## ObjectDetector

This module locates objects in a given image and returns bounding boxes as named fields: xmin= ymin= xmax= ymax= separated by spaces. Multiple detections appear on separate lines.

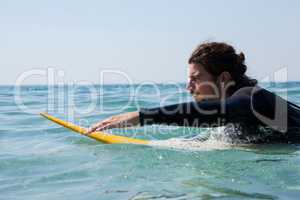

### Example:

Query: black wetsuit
xmin=139 ymin=86 xmax=300 ymax=143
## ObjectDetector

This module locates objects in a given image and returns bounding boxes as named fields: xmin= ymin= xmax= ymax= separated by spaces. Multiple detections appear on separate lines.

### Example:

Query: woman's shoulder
xmin=231 ymin=86 xmax=257 ymax=97
xmin=231 ymin=86 xmax=274 ymax=98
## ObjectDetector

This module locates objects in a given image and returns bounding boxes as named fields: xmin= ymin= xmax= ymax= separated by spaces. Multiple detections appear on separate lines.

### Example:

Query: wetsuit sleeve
xmin=139 ymin=95 xmax=260 ymax=127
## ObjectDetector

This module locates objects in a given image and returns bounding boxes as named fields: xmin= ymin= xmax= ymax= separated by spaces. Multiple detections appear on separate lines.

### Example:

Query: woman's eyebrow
xmin=190 ymin=72 xmax=201 ymax=77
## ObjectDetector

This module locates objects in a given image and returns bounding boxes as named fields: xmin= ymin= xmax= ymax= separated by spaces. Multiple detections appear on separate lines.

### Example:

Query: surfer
xmin=87 ymin=42 xmax=300 ymax=143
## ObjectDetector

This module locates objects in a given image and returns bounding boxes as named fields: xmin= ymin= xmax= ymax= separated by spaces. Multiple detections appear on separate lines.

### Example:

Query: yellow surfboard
xmin=40 ymin=113 xmax=149 ymax=145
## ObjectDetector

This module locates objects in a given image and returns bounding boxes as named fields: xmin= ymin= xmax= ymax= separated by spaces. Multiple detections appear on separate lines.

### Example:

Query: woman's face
xmin=187 ymin=63 xmax=219 ymax=101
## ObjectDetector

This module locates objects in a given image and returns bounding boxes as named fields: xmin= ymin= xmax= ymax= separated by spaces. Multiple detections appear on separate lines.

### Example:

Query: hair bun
xmin=234 ymin=52 xmax=246 ymax=76
xmin=238 ymin=52 xmax=245 ymax=63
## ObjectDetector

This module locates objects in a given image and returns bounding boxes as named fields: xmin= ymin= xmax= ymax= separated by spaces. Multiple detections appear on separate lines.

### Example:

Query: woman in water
xmin=87 ymin=42 xmax=300 ymax=143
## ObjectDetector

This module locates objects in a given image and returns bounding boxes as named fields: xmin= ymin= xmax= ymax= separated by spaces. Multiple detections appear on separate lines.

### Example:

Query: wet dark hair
xmin=188 ymin=42 xmax=257 ymax=93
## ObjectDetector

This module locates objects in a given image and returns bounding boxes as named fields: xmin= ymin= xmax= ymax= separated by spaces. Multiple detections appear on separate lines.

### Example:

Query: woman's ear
xmin=217 ymin=71 xmax=232 ymax=84
xmin=217 ymin=72 xmax=233 ymax=97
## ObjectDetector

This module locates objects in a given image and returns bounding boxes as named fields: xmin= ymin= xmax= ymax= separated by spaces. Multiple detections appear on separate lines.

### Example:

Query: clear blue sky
xmin=1 ymin=0 xmax=299 ymax=84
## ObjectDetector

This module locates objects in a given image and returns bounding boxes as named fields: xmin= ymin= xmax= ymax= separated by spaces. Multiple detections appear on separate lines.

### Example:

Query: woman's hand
xmin=86 ymin=111 xmax=140 ymax=134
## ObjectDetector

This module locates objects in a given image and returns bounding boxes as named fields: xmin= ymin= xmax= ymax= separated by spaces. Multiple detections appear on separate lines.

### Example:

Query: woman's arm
xmin=87 ymin=94 xmax=261 ymax=134
xmin=87 ymin=111 xmax=140 ymax=134
xmin=139 ymin=95 xmax=256 ymax=127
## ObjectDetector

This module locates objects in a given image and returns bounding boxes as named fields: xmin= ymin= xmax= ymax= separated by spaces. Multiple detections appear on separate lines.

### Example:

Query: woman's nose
xmin=186 ymin=84 xmax=191 ymax=91
xmin=186 ymin=81 xmax=193 ymax=92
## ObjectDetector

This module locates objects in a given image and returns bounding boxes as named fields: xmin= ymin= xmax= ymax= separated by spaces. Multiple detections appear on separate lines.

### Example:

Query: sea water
xmin=1 ymin=83 xmax=300 ymax=199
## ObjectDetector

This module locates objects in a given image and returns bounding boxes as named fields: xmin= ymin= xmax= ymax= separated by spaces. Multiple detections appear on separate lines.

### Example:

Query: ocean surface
xmin=1 ymin=83 xmax=300 ymax=200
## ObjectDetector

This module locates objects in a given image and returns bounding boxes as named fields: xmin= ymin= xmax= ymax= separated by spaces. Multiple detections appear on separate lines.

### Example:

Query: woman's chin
xmin=192 ymin=95 xmax=204 ymax=102
xmin=193 ymin=94 xmax=218 ymax=102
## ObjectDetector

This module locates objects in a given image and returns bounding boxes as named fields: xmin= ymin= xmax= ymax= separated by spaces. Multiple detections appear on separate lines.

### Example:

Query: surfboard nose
xmin=40 ymin=113 xmax=149 ymax=145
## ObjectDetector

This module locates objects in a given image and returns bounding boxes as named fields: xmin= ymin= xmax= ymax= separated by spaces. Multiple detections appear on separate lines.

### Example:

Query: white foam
xmin=149 ymin=137 xmax=232 ymax=151
xmin=148 ymin=126 xmax=254 ymax=151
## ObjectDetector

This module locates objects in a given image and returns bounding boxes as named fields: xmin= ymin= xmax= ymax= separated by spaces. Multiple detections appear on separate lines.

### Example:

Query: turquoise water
xmin=1 ymin=83 xmax=300 ymax=199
